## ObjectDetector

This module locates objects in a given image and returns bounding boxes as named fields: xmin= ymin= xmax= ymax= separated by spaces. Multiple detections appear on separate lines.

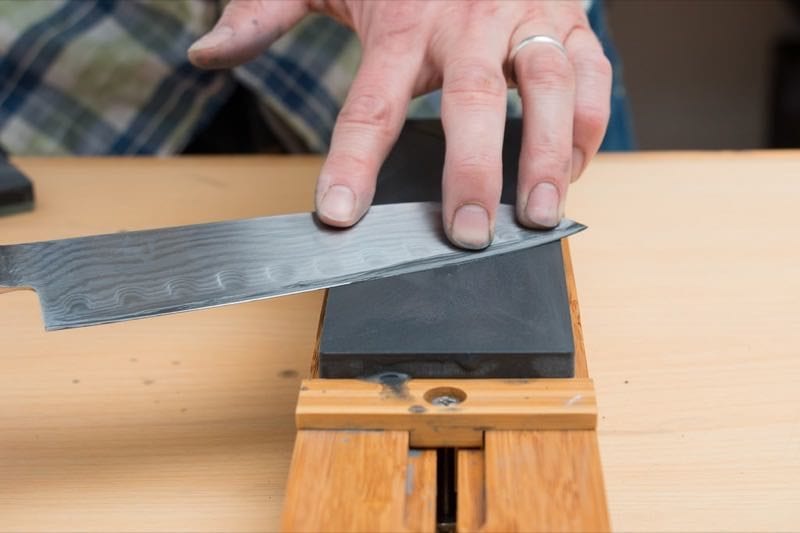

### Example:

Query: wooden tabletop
xmin=1 ymin=153 xmax=798 ymax=532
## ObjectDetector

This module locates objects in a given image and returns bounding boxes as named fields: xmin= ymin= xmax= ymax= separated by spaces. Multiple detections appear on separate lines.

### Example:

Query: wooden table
xmin=1 ymin=153 xmax=798 ymax=532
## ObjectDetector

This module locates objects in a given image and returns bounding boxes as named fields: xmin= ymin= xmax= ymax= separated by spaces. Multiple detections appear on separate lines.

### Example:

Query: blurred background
xmin=607 ymin=0 xmax=800 ymax=149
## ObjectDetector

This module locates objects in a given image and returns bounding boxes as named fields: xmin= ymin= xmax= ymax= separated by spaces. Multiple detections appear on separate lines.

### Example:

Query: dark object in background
xmin=317 ymin=120 xmax=576 ymax=379
xmin=770 ymin=1 xmax=800 ymax=147
xmin=183 ymin=84 xmax=306 ymax=154
xmin=0 ymin=153 xmax=34 ymax=216
xmin=769 ymin=37 xmax=800 ymax=147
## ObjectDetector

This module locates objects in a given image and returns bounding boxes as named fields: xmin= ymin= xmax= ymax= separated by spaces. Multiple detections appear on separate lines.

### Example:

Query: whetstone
xmin=318 ymin=120 xmax=575 ymax=379
xmin=283 ymin=239 xmax=610 ymax=531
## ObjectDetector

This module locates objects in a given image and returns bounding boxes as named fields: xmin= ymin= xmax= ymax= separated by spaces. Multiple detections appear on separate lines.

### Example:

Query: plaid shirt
xmin=0 ymin=0 xmax=608 ymax=156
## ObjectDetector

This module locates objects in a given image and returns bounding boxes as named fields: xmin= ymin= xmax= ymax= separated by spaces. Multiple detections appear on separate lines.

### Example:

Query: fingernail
xmin=319 ymin=185 xmax=356 ymax=224
xmin=188 ymin=26 xmax=234 ymax=52
xmin=451 ymin=204 xmax=491 ymax=250
xmin=525 ymin=183 xmax=561 ymax=228
xmin=571 ymin=147 xmax=585 ymax=182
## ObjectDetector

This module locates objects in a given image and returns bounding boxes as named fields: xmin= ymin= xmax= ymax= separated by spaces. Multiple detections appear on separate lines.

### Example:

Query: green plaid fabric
xmin=0 ymin=1 xmax=604 ymax=156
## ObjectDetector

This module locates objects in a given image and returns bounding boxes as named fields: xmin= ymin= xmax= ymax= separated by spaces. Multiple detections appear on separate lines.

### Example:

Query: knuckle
xmin=526 ymin=145 xmax=572 ymax=179
xmin=595 ymin=52 xmax=613 ymax=80
xmin=338 ymin=93 xmax=396 ymax=135
xmin=576 ymin=102 xmax=610 ymax=135
xmin=576 ymin=48 xmax=612 ymax=84
xmin=225 ymin=0 xmax=256 ymax=17
xmin=450 ymin=152 xmax=500 ymax=183
xmin=380 ymin=6 xmax=420 ymax=37
xmin=519 ymin=52 xmax=573 ymax=90
xmin=366 ymin=17 xmax=422 ymax=55
xmin=444 ymin=59 xmax=507 ymax=103
xmin=325 ymin=150 xmax=377 ymax=177
xmin=223 ymin=0 xmax=268 ymax=23
xmin=571 ymin=37 xmax=612 ymax=79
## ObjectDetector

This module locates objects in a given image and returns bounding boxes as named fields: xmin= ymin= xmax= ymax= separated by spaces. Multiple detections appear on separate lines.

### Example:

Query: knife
xmin=0 ymin=202 xmax=585 ymax=330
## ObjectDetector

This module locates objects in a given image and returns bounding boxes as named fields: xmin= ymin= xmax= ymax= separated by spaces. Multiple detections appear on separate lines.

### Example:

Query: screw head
xmin=424 ymin=386 xmax=467 ymax=407
xmin=430 ymin=395 xmax=460 ymax=407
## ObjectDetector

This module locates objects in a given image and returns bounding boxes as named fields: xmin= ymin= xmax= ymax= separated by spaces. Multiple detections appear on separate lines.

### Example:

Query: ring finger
xmin=511 ymin=29 xmax=576 ymax=229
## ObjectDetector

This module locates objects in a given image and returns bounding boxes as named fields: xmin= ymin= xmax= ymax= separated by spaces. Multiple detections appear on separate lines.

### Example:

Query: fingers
xmin=188 ymin=0 xmax=307 ymax=69
xmin=315 ymin=48 xmax=422 ymax=227
xmin=565 ymin=27 xmax=612 ymax=182
xmin=513 ymin=34 xmax=576 ymax=229
xmin=440 ymin=56 xmax=508 ymax=249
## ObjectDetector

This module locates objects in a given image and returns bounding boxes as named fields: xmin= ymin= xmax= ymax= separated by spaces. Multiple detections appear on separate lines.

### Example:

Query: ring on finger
xmin=507 ymin=35 xmax=567 ymax=83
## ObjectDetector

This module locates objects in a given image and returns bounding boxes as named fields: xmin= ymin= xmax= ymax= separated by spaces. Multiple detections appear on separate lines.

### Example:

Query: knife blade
xmin=0 ymin=202 xmax=585 ymax=330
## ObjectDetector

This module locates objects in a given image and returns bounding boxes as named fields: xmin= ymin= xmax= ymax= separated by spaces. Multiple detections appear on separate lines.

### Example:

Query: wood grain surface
xmin=480 ymin=430 xmax=609 ymax=532
xmin=1 ymin=153 xmax=799 ymax=531
xmin=456 ymin=450 xmax=485 ymax=531
xmin=280 ymin=431 xmax=435 ymax=532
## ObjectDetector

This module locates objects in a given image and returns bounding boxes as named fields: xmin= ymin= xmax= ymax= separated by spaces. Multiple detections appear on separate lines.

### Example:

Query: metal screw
xmin=430 ymin=395 xmax=461 ymax=407
xmin=424 ymin=386 xmax=467 ymax=407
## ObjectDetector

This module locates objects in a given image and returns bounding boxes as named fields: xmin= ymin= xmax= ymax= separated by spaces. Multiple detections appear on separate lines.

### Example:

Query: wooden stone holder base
xmin=280 ymin=241 xmax=610 ymax=532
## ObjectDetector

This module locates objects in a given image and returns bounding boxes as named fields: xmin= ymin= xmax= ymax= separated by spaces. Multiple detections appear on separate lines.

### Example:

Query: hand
xmin=188 ymin=0 xmax=611 ymax=249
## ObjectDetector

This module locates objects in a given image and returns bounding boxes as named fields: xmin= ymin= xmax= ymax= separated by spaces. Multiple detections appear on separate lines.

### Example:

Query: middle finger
xmin=441 ymin=53 xmax=508 ymax=250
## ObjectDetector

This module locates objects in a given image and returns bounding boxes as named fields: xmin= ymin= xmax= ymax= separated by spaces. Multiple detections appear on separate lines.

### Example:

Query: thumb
xmin=188 ymin=0 xmax=308 ymax=69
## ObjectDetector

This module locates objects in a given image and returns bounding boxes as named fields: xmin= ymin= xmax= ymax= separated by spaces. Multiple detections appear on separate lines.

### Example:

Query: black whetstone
xmin=318 ymin=120 xmax=575 ymax=378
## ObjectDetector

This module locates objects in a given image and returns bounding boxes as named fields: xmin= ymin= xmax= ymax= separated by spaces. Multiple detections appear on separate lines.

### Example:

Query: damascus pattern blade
xmin=0 ymin=203 xmax=585 ymax=330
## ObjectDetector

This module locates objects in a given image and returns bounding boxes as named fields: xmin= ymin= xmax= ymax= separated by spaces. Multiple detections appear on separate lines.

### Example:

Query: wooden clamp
xmin=296 ymin=378 xmax=597 ymax=447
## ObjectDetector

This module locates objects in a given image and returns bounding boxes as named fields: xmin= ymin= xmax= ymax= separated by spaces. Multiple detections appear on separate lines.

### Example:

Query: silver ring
xmin=507 ymin=35 xmax=567 ymax=82
xmin=509 ymin=35 xmax=567 ymax=64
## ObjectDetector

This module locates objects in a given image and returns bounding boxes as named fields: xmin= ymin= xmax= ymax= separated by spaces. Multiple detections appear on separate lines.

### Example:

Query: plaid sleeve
xmin=0 ymin=0 xmax=232 ymax=155
xmin=0 ymin=0 xmax=604 ymax=156
xmin=233 ymin=14 xmax=358 ymax=153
